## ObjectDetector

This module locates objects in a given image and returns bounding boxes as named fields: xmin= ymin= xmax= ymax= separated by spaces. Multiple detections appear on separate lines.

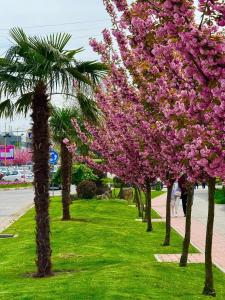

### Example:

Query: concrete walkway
xmin=152 ymin=192 xmax=225 ymax=273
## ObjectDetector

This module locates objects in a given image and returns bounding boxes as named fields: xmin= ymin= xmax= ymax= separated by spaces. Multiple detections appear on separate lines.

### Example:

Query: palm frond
xmin=66 ymin=67 xmax=92 ymax=86
xmin=46 ymin=33 xmax=72 ymax=51
xmin=0 ymin=27 xmax=105 ymax=121
xmin=0 ymin=99 xmax=14 ymax=118
xmin=76 ymin=61 xmax=108 ymax=85
xmin=14 ymin=92 xmax=33 ymax=116
xmin=50 ymin=106 xmax=79 ymax=142
xmin=9 ymin=27 xmax=28 ymax=46
xmin=65 ymin=48 xmax=84 ymax=59
xmin=76 ymin=92 xmax=100 ymax=124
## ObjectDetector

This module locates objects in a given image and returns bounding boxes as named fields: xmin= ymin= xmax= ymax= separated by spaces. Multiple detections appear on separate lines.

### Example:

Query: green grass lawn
xmin=112 ymin=189 xmax=163 ymax=219
xmin=112 ymin=188 xmax=164 ymax=202
xmin=0 ymin=194 xmax=225 ymax=299
xmin=0 ymin=183 xmax=32 ymax=189
xmin=215 ymin=188 xmax=225 ymax=204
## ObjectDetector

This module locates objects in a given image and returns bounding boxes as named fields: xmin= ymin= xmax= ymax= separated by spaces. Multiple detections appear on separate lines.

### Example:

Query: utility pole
xmin=16 ymin=128 xmax=19 ymax=149
xmin=4 ymin=124 xmax=6 ymax=166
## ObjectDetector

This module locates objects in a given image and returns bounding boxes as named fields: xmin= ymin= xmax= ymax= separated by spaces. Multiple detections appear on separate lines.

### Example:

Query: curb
xmin=0 ymin=187 xmax=33 ymax=191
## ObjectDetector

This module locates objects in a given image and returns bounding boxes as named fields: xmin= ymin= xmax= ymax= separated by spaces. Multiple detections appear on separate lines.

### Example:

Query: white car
xmin=2 ymin=170 xmax=26 ymax=182
xmin=24 ymin=172 xmax=34 ymax=182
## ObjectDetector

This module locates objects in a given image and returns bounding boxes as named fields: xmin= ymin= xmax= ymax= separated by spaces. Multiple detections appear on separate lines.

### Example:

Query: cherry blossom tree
xmin=14 ymin=149 xmax=32 ymax=165
xmin=67 ymin=1 xmax=224 ymax=295
xmin=99 ymin=0 xmax=225 ymax=296
xmin=3 ymin=148 xmax=32 ymax=166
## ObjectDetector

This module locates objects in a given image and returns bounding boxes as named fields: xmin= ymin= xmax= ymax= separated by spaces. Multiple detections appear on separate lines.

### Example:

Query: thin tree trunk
xmin=203 ymin=177 xmax=216 ymax=297
xmin=118 ymin=183 xmax=124 ymax=199
xmin=61 ymin=141 xmax=72 ymax=220
xmin=134 ymin=186 xmax=142 ymax=218
xmin=32 ymin=81 xmax=52 ymax=277
xmin=180 ymin=183 xmax=194 ymax=267
xmin=163 ymin=183 xmax=173 ymax=246
xmin=145 ymin=178 xmax=152 ymax=232
xmin=137 ymin=187 xmax=145 ymax=221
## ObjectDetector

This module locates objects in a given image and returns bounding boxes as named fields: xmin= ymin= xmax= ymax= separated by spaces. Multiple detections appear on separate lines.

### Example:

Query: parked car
xmin=2 ymin=170 xmax=26 ymax=182
xmin=0 ymin=170 xmax=11 ymax=177
xmin=26 ymin=172 xmax=34 ymax=182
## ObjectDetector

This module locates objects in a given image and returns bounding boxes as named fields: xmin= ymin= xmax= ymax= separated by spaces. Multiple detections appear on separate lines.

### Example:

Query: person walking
xmin=202 ymin=180 xmax=206 ymax=189
xmin=178 ymin=175 xmax=188 ymax=217
xmin=171 ymin=181 xmax=181 ymax=217
xmin=194 ymin=182 xmax=199 ymax=189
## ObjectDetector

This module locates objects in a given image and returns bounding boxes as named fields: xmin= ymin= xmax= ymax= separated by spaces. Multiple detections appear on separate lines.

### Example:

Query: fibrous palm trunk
xmin=145 ymin=178 xmax=152 ymax=232
xmin=32 ymin=81 xmax=52 ymax=277
xmin=61 ymin=141 xmax=72 ymax=220
xmin=203 ymin=177 xmax=216 ymax=297
xmin=163 ymin=182 xmax=174 ymax=246
xmin=179 ymin=183 xmax=194 ymax=267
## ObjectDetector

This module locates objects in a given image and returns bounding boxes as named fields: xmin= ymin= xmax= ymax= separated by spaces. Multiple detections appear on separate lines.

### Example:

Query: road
xmin=193 ymin=187 xmax=225 ymax=237
xmin=0 ymin=188 xmax=34 ymax=232
xmin=0 ymin=186 xmax=75 ymax=233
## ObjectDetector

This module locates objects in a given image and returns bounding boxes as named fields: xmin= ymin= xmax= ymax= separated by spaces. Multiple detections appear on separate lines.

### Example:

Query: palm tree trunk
xmin=180 ymin=183 xmax=194 ymax=267
xmin=203 ymin=177 xmax=216 ymax=297
xmin=145 ymin=178 xmax=152 ymax=232
xmin=32 ymin=81 xmax=52 ymax=277
xmin=163 ymin=182 xmax=174 ymax=246
xmin=61 ymin=141 xmax=72 ymax=220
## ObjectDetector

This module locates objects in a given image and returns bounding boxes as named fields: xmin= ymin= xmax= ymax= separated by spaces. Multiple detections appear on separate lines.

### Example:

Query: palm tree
xmin=0 ymin=28 xmax=106 ymax=277
xmin=50 ymin=107 xmax=93 ymax=221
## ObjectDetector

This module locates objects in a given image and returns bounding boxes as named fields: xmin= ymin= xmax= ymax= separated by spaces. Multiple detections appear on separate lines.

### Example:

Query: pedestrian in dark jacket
xmin=194 ymin=182 xmax=199 ymax=189
xmin=202 ymin=180 xmax=206 ymax=189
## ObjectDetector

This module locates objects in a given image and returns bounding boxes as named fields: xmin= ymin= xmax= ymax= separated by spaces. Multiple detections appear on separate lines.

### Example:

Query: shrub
xmin=72 ymin=164 xmax=98 ymax=186
xmin=155 ymin=181 xmax=163 ymax=191
xmin=51 ymin=164 xmax=98 ymax=186
xmin=215 ymin=188 xmax=225 ymax=204
xmin=77 ymin=180 xmax=97 ymax=199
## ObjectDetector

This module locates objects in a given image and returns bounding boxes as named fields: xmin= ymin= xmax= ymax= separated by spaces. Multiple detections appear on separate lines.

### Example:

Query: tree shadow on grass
xmin=53 ymin=217 xmax=112 ymax=224
xmin=22 ymin=269 xmax=83 ymax=279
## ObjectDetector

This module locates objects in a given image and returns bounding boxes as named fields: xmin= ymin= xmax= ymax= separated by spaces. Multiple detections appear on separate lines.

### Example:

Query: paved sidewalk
xmin=152 ymin=194 xmax=225 ymax=273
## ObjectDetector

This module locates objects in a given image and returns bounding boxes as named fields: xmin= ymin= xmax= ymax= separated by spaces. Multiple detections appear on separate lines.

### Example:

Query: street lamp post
xmin=3 ymin=133 xmax=11 ymax=166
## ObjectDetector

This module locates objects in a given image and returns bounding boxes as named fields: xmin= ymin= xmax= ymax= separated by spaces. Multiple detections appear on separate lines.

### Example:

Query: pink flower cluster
xmin=67 ymin=0 xmax=225 ymax=188
xmin=0 ymin=181 xmax=30 ymax=185
xmin=3 ymin=149 xmax=32 ymax=166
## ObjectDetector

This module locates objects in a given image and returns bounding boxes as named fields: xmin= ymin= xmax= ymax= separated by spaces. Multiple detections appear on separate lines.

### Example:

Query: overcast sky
xmin=0 ymin=0 xmax=111 ymax=133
